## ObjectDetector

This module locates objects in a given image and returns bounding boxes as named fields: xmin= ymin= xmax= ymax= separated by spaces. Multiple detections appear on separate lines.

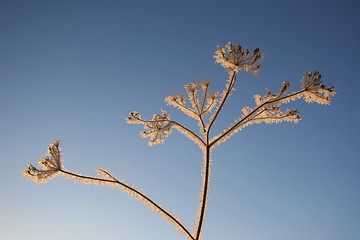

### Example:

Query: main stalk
xmin=195 ymin=136 xmax=211 ymax=240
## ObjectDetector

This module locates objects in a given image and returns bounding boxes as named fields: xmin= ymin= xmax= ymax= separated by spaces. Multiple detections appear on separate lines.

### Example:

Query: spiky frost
xmin=23 ymin=141 xmax=193 ymax=239
xmin=22 ymin=140 xmax=62 ymax=184
xmin=214 ymin=42 xmax=264 ymax=74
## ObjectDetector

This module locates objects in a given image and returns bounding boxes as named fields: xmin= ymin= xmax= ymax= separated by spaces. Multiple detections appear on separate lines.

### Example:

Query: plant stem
xmin=208 ymin=71 xmax=237 ymax=130
xmin=210 ymin=90 xmax=305 ymax=147
xmin=194 ymin=71 xmax=237 ymax=239
xmin=195 ymin=144 xmax=211 ymax=240
xmin=59 ymin=169 xmax=195 ymax=240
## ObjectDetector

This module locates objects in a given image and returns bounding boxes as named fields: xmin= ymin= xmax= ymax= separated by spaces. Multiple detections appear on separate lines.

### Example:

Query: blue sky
xmin=1 ymin=0 xmax=359 ymax=239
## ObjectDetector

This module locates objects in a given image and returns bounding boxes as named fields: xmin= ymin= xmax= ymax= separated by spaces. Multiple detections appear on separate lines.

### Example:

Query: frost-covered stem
xmin=208 ymin=71 xmax=237 ymax=130
xmin=172 ymin=121 xmax=205 ymax=147
xmin=190 ymin=90 xmax=207 ymax=132
xmin=136 ymin=118 xmax=206 ymax=147
xmin=200 ymin=85 xmax=209 ymax=113
xmin=198 ymin=115 xmax=206 ymax=134
xmin=193 ymin=91 xmax=201 ymax=114
xmin=210 ymin=90 xmax=305 ymax=147
xmin=194 ymin=71 xmax=237 ymax=238
xmin=59 ymin=169 xmax=195 ymax=240
xmin=195 ymin=139 xmax=211 ymax=240
xmin=177 ymin=101 xmax=199 ymax=117
xmin=268 ymin=89 xmax=306 ymax=105
xmin=202 ymin=98 xmax=216 ymax=114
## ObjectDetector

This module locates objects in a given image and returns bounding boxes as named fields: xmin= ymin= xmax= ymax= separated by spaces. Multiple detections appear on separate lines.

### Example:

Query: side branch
xmin=22 ymin=141 xmax=195 ymax=240
xmin=59 ymin=169 xmax=195 ymax=240
xmin=207 ymin=71 xmax=237 ymax=130
xmin=200 ymin=84 xmax=209 ymax=113
xmin=171 ymin=121 xmax=206 ymax=149
xmin=127 ymin=113 xmax=206 ymax=148
xmin=210 ymin=90 xmax=305 ymax=148
xmin=201 ymin=98 xmax=216 ymax=115
xmin=171 ymin=98 xmax=199 ymax=118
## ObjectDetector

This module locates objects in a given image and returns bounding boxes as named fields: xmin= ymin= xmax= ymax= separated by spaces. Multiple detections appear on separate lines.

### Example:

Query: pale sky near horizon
xmin=1 ymin=1 xmax=359 ymax=240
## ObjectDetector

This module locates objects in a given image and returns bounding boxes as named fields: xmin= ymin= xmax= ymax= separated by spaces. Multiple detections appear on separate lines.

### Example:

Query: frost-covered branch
xmin=210 ymin=107 xmax=301 ymax=148
xmin=165 ymin=80 xmax=219 ymax=134
xmin=165 ymin=94 xmax=198 ymax=118
xmin=210 ymin=71 xmax=336 ymax=148
xmin=23 ymin=141 xmax=195 ymax=240
xmin=127 ymin=110 xmax=206 ymax=149
xmin=207 ymin=43 xmax=264 ymax=132
xmin=207 ymin=71 xmax=237 ymax=130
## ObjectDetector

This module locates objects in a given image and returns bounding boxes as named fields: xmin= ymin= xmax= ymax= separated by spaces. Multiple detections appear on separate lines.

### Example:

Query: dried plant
xmin=23 ymin=42 xmax=336 ymax=240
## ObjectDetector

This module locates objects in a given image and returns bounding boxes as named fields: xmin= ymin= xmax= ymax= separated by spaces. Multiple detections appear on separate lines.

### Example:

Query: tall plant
xmin=23 ymin=43 xmax=336 ymax=240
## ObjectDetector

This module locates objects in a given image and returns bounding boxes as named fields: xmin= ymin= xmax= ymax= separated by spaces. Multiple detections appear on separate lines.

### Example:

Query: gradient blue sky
xmin=1 ymin=1 xmax=359 ymax=240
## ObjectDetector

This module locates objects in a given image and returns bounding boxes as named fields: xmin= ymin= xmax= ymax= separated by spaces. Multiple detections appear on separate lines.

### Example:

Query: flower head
xmin=22 ymin=141 xmax=63 ymax=184
xmin=214 ymin=42 xmax=264 ymax=75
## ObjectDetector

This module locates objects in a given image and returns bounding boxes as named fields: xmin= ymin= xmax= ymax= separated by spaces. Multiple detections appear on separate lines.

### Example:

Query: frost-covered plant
xmin=23 ymin=43 xmax=335 ymax=240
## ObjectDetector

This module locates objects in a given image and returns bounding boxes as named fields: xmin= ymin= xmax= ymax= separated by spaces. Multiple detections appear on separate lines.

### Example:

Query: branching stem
xmin=194 ymin=70 xmax=238 ymax=240
xmin=135 ymin=118 xmax=206 ymax=147
xmin=195 ymin=145 xmax=210 ymax=240
xmin=208 ymin=71 xmax=237 ymax=130
xmin=175 ymin=100 xmax=199 ymax=117
xmin=24 ymin=44 xmax=335 ymax=240
xmin=210 ymin=90 xmax=306 ymax=147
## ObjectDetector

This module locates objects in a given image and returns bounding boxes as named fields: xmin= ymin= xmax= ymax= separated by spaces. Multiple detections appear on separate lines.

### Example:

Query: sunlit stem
xmin=198 ymin=115 xmax=206 ymax=134
xmin=191 ymin=90 xmax=207 ymax=133
xmin=210 ymin=90 xmax=305 ymax=148
xmin=193 ymin=90 xmax=201 ymax=114
xmin=208 ymin=71 xmax=237 ymax=131
xmin=195 ymin=136 xmax=211 ymax=240
xmin=58 ymin=169 xmax=195 ymax=240
xmin=194 ymin=71 xmax=237 ymax=239
xmin=179 ymin=102 xmax=199 ymax=116
xmin=200 ymin=85 xmax=209 ymax=113
xmin=136 ymin=118 xmax=206 ymax=147
xmin=202 ymin=98 xmax=216 ymax=115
